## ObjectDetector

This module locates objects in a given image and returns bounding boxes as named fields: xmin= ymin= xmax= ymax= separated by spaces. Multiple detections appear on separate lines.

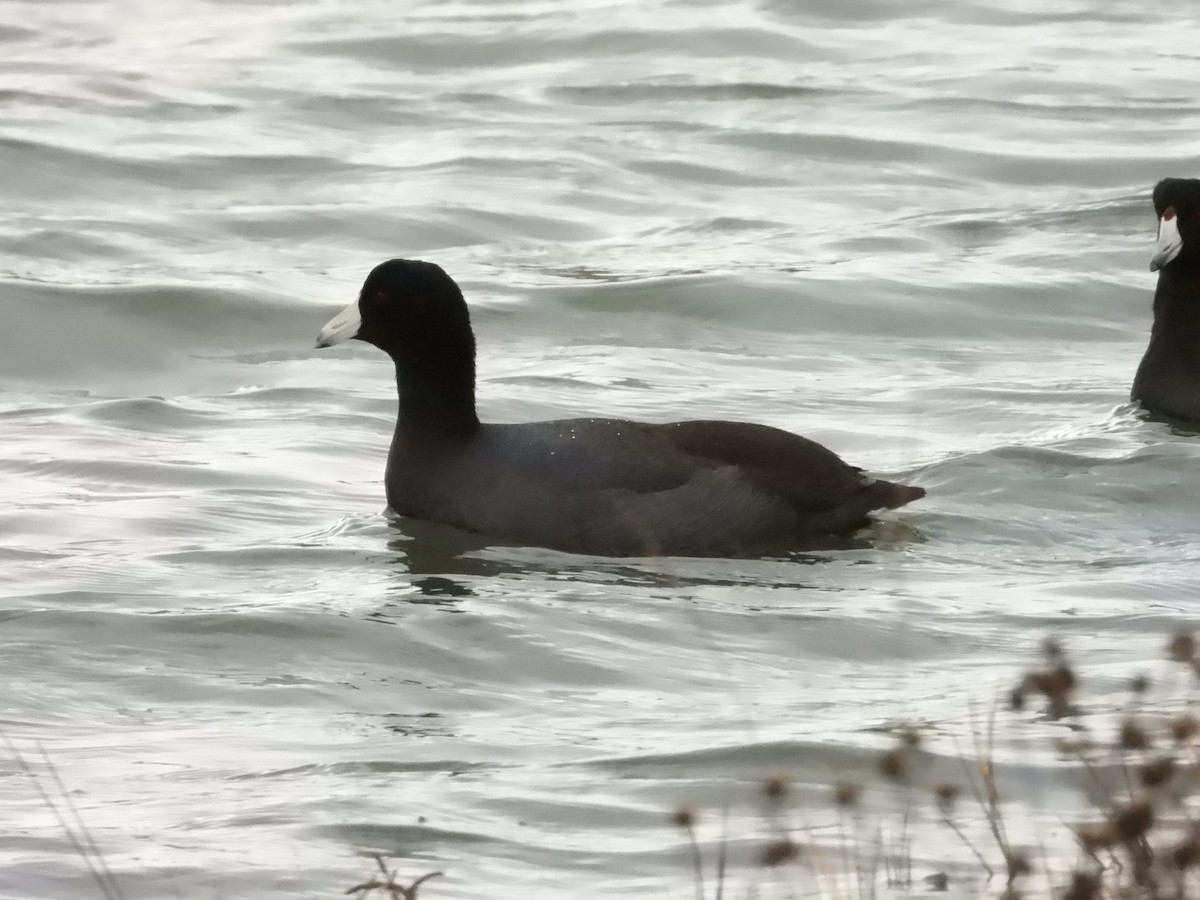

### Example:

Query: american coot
xmin=315 ymin=260 xmax=925 ymax=557
xmin=1133 ymin=178 xmax=1200 ymax=422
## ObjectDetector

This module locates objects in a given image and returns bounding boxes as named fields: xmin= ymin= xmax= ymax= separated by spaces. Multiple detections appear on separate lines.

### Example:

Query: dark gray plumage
xmin=316 ymin=259 xmax=924 ymax=557
xmin=1133 ymin=178 xmax=1200 ymax=422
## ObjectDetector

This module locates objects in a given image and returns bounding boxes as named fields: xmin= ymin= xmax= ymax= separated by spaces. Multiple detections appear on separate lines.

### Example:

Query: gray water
xmin=3 ymin=0 xmax=1200 ymax=897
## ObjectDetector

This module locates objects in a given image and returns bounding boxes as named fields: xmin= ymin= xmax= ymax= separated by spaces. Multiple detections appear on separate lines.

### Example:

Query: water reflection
xmin=370 ymin=512 xmax=917 ymax=613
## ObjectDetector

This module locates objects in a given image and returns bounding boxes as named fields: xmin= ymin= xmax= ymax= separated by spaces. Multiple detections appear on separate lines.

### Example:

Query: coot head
xmin=315 ymin=259 xmax=474 ymax=362
xmin=1150 ymin=178 xmax=1200 ymax=272
xmin=315 ymin=259 xmax=479 ymax=433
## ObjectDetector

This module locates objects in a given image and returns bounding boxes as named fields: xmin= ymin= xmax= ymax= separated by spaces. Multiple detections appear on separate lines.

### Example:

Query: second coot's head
xmin=1150 ymin=178 xmax=1200 ymax=272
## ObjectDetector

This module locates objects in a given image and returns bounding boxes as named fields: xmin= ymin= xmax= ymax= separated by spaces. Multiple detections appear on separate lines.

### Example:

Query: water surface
xmin=2 ymin=0 xmax=1199 ymax=896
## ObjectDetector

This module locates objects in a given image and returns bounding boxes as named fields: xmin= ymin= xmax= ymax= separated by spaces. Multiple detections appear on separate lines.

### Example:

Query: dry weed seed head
xmin=833 ymin=781 xmax=861 ymax=809
xmin=925 ymin=872 xmax=949 ymax=892
xmin=898 ymin=727 xmax=922 ymax=749
xmin=878 ymin=748 xmax=908 ymax=782
xmin=1118 ymin=717 xmax=1151 ymax=751
xmin=1004 ymin=849 xmax=1032 ymax=880
xmin=1046 ymin=664 xmax=1076 ymax=696
xmin=761 ymin=775 xmax=790 ymax=803
xmin=1170 ymin=713 xmax=1199 ymax=744
xmin=1170 ymin=826 xmax=1200 ymax=871
xmin=1062 ymin=871 xmax=1100 ymax=900
xmin=759 ymin=839 xmax=799 ymax=867
xmin=1113 ymin=799 xmax=1155 ymax=843
xmin=1026 ymin=665 xmax=1076 ymax=717
xmin=1009 ymin=686 xmax=1027 ymax=712
xmin=1140 ymin=755 xmax=1176 ymax=789
xmin=345 ymin=859 xmax=442 ymax=900
xmin=1076 ymin=821 xmax=1116 ymax=851
xmin=671 ymin=807 xmax=695 ymax=830
xmin=933 ymin=783 xmax=960 ymax=815
xmin=1169 ymin=631 xmax=1196 ymax=663
xmin=1130 ymin=673 xmax=1150 ymax=695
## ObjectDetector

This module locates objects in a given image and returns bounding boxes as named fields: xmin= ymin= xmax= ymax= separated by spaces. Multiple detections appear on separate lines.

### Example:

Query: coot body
xmin=316 ymin=260 xmax=924 ymax=557
xmin=1133 ymin=178 xmax=1200 ymax=422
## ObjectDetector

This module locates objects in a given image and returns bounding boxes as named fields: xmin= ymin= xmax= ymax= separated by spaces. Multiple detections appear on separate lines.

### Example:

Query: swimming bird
xmin=315 ymin=260 xmax=924 ymax=557
xmin=1133 ymin=178 xmax=1200 ymax=422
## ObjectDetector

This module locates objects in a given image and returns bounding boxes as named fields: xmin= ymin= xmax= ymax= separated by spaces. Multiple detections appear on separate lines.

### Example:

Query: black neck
xmin=394 ymin=355 xmax=480 ymax=437
xmin=1151 ymin=265 xmax=1200 ymax=342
